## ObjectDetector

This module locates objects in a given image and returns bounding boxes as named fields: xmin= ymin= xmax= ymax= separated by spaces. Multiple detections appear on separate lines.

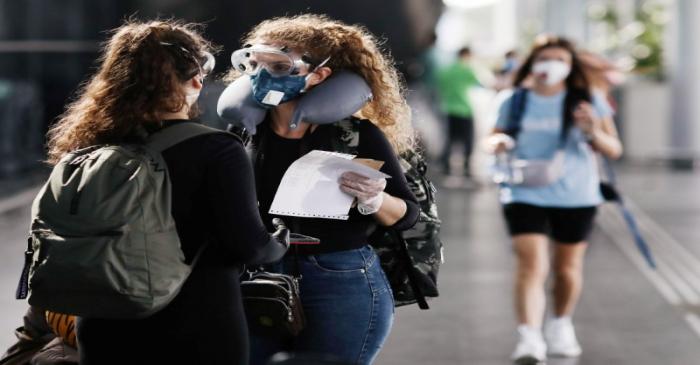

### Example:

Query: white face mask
xmin=186 ymin=87 xmax=201 ymax=107
xmin=185 ymin=76 xmax=203 ymax=107
xmin=532 ymin=60 xmax=571 ymax=86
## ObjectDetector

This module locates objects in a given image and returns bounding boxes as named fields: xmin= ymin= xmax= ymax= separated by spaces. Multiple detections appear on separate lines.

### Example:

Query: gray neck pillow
xmin=216 ymin=71 xmax=373 ymax=134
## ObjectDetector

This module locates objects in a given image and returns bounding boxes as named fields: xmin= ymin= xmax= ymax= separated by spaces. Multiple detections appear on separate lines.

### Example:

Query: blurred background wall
xmin=0 ymin=0 xmax=697 ymax=181
xmin=0 ymin=0 xmax=444 ymax=178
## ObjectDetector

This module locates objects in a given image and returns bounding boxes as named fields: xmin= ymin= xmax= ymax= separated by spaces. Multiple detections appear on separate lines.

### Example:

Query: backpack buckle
xmin=69 ymin=154 xmax=89 ymax=165
xmin=24 ymin=237 xmax=34 ymax=257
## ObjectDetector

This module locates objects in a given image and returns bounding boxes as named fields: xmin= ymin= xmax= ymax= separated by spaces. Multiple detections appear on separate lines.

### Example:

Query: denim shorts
xmin=250 ymin=245 xmax=394 ymax=365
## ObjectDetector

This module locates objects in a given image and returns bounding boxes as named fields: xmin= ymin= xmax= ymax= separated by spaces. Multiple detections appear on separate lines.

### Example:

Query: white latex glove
xmin=484 ymin=133 xmax=516 ymax=154
xmin=339 ymin=171 xmax=387 ymax=215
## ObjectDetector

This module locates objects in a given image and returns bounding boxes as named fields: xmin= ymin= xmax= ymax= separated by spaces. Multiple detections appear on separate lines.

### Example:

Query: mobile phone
xmin=289 ymin=233 xmax=321 ymax=245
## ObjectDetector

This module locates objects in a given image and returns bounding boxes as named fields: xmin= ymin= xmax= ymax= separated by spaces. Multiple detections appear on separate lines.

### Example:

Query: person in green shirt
xmin=437 ymin=47 xmax=481 ymax=176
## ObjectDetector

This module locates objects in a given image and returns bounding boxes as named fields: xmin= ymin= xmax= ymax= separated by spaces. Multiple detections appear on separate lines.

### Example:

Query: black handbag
xmin=599 ymin=181 xmax=620 ymax=202
xmin=241 ymin=270 xmax=305 ymax=336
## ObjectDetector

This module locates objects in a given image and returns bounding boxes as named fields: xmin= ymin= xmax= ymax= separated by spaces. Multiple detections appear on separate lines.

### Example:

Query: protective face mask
xmin=250 ymin=68 xmax=308 ymax=108
xmin=532 ymin=60 xmax=571 ymax=86
xmin=185 ymin=74 xmax=204 ymax=107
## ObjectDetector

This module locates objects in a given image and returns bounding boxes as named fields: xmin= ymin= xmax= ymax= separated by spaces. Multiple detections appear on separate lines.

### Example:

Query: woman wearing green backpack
xmin=43 ymin=19 xmax=290 ymax=365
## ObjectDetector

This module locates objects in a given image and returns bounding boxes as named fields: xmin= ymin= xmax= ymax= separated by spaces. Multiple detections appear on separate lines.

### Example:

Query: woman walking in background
xmin=486 ymin=35 xmax=622 ymax=364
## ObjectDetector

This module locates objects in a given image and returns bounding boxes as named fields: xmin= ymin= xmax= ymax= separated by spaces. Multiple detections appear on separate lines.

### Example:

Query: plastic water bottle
xmin=490 ymin=152 xmax=512 ymax=185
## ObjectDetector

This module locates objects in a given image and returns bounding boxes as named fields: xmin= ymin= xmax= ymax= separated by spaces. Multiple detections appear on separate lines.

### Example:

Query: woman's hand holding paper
xmin=339 ymin=171 xmax=387 ymax=215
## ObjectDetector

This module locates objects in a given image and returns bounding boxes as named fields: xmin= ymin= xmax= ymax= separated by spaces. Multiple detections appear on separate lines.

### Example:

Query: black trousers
xmin=76 ymin=264 xmax=249 ymax=365
xmin=440 ymin=115 xmax=474 ymax=174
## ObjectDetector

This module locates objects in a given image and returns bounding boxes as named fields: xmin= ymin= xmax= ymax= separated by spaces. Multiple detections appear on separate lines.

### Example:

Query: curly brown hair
xmin=46 ymin=19 xmax=217 ymax=164
xmin=226 ymin=14 xmax=415 ymax=154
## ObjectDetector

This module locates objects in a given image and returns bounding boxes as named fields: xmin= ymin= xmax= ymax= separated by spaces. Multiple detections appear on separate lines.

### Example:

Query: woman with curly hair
xmin=227 ymin=14 xmax=420 ymax=365
xmin=47 ymin=19 xmax=289 ymax=365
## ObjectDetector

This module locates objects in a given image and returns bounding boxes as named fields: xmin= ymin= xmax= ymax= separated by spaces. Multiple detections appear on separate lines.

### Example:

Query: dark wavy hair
xmin=47 ymin=19 xmax=217 ymax=164
xmin=513 ymin=34 xmax=592 ymax=141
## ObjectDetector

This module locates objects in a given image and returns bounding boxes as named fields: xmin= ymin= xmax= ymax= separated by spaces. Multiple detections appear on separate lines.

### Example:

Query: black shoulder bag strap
xmin=252 ymin=124 xmax=268 ymax=205
xmin=506 ymin=88 xmax=567 ymax=149
xmin=504 ymin=88 xmax=528 ymax=139
xmin=394 ymin=229 xmax=430 ymax=310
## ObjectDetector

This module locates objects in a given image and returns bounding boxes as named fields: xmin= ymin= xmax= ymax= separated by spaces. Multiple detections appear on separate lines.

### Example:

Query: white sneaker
xmin=544 ymin=317 xmax=582 ymax=357
xmin=511 ymin=325 xmax=547 ymax=364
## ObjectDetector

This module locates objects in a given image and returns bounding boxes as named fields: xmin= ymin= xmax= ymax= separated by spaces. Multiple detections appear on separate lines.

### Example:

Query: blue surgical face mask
xmin=250 ymin=68 xmax=307 ymax=108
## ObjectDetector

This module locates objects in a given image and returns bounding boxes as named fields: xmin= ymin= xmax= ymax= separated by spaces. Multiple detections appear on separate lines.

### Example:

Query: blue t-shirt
xmin=494 ymin=89 xmax=613 ymax=207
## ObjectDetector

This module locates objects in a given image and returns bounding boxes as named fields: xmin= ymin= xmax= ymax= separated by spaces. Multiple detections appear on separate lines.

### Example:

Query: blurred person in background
xmin=503 ymin=50 xmax=520 ymax=75
xmin=494 ymin=49 xmax=521 ymax=91
xmin=226 ymin=14 xmax=419 ymax=365
xmin=44 ymin=19 xmax=290 ymax=365
xmin=437 ymin=46 xmax=481 ymax=177
xmin=578 ymin=50 xmax=626 ymax=113
xmin=417 ymin=32 xmax=441 ymax=95
xmin=485 ymin=35 xmax=622 ymax=364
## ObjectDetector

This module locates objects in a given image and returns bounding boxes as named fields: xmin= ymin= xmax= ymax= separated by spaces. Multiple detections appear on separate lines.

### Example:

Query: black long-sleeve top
xmin=255 ymin=118 xmax=420 ymax=254
xmin=160 ymin=120 xmax=287 ymax=266
xmin=77 ymin=119 xmax=287 ymax=365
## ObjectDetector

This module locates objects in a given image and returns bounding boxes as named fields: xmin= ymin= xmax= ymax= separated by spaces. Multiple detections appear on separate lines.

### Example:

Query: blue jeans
xmin=250 ymin=245 xmax=394 ymax=365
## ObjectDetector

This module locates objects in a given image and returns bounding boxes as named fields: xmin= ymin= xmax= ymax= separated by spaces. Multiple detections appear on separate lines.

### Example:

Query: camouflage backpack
xmin=331 ymin=118 xmax=443 ymax=309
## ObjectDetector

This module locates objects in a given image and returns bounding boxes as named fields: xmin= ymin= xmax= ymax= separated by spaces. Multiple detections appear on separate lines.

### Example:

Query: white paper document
xmin=269 ymin=150 xmax=390 ymax=220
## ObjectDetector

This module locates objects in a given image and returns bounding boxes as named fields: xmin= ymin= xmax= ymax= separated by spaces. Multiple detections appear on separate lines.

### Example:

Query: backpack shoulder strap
xmin=505 ymin=88 xmax=528 ymax=139
xmin=147 ymin=122 xmax=236 ymax=153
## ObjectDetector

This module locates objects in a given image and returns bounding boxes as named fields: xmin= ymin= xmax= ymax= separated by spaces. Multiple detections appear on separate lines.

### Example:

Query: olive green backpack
xmin=15 ymin=122 xmax=226 ymax=319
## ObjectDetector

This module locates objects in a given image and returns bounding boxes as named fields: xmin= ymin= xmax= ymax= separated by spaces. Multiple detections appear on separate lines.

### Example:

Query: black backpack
xmin=329 ymin=118 xmax=443 ymax=309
